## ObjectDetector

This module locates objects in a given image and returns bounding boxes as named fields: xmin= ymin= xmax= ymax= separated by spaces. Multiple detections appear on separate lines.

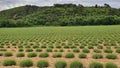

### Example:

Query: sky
xmin=0 ymin=0 xmax=120 ymax=11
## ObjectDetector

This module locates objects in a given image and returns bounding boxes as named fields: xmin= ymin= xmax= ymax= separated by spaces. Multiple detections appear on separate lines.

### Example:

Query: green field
xmin=0 ymin=25 xmax=120 ymax=68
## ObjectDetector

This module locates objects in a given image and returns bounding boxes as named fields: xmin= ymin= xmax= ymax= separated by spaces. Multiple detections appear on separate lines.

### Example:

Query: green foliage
xmin=104 ymin=49 xmax=113 ymax=53
xmin=55 ymin=61 xmax=67 ymax=68
xmin=64 ymin=45 xmax=69 ymax=48
xmin=0 ymin=48 xmax=7 ymax=51
xmin=4 ymin=52 xmax=13 ymax=57
xmin=59 ymin=49 xmax=64 ymax=52
xmin=97 ymin=45 xmax=103 ymax=49
xmin=39 ymin=52 xmax=49 ymax=58
xmin=25 ymin=45 xmax=31 ymax=48
xmin=82 ymin=48 xmax=90 ymax=53
xmin=106 ymin=54 xmax=117 ymax=59
xmin=80 ymin=45 xmax=85 ymax=49
xmin=54 ymin=49 xmax=58 ymax=52
xmin=18 ymin=48 xmax=24 ymax=52
xmin=56 ymin=45 xmax=61 ymax=48
xmin=0 ymin=4 xmax=120 ymax=27
xmin=79 ymin=53 xmax=87 ymax=58
xmin=48 ymin=45 xmax=54 ymax=48
xmin=73 ymin=48 xmax=80 ymax=53
xmin=88 ymin=45 xmax=94 ymax=49
xmin=19 ymin=59 xmax=33 ymax=67
xmin=2 ymin=59 xmax=16 ymax=66
xmin=46 ymin=48 xmax=52 ymax=52
xmin=32 ymin=45 xmax=39 ymax=48
xmin=65 ymin=53 xmax=75 ymax=58
xmin=27 ymin=52 xmax=37 ymax=57
xmin=52 ymin=53 xmax=62 ymax=58
xmin=93 ymin=49 xmax=101 ymax=53
xmin=92 ymin=54 xmax=103 ymax=59
xmin=116 ymin=49 xmax=120 ymax=53
xmin=36 ymin=48 xmax=42 ymax=52
xmin=26 ymin=48 xmax=33 ymax=52
xmin=16 ymin=52 xmax=25 ymax=57
xmin=70 ymin=61 xmax=83 ymax=68
xmin=89 ymin=62 xmax=103 ymax=68
xmin=105 ymin=62 xmax=118 ymax=68
xmin=37 ymin=60 xmax=49 ymax=68
xmin=0 ymin=52 xmax=3 ymax=56
xmin=41 ymin=45 xmax=46 ymax=48
xmin=0 ymin=5 xmax=39 ymax=19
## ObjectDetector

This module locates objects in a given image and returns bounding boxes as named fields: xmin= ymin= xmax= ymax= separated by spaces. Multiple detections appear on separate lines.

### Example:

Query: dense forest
xmin=0 ymin=3 xmax=120 ymax=27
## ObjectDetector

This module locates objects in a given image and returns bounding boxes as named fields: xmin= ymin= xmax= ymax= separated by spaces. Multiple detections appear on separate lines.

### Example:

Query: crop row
xmin=2 ymin=59 xmax=118 ymax=68
xmin=1 ymin=48 xmax=120 ymax=53
xmin=0 ymin=52 xmax=118 ymax=59
xmin=0 ymin=45 xmax=120 ymax=49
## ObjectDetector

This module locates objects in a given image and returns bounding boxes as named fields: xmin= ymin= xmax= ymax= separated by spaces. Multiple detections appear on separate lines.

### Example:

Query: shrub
xmin=26 ymin=48 xmax=33 ymax=52
xmin=70 ymin=46 xmax=77 ymax=48
xmin=59 ymin=49 xmax=64 ymax=52
xmin=97 ymin=45 xmax=103 ymax=49
xmin=79 ymin=53 xmax=87 ymax=58
xmin=0 ymin=46 xmax=4 ymax=48
xmin=6 ymin=46 xmax=10 ymax=48
xmin=116 ymin=49 xmax=120 ymax=53
xmin=56 ymin=45 xmax=61 ymax=48
xmin=41 ymin=45 xmax=46 ymax=48
xmin=27 ymin=52 xmax=37 ymax=57
xmin=4 ymin=52 xmax=13 ymax=57
xmin=64 ymin=45 xmax=69 ymax=48
xmin=67 ymin=50 xmax=71 ymax=52
xmin=53 ymin=53 xmax=62 ymax=58
xmin=54 ymin=49 xmax=58 ymax=52
xmin=89 ymin=62 xmax=103 ymax=68
xmin=82 ymin=48 xmax=90 ymax=53
xmin=106 ymin=54 xmax=117 ymax=59
xmin=92 ymin=54 xmax=103 ymax=59
xmin=88 ymin=45 xmax=94 ymax=49
xmin=80 ymin=45 xmax=85 ymax=49
xmin=2 ymin=59 xmax=16 ymax=66
xmin=48 ymin=45 xmax=54 ymax=48
xmin=65 ymin=53 xmax=74 ymax=58
xmin=32 ymin=45 xmax=39 ymax=48
xmin=25 ymin=46 xmax=31 ymax=48
xmin=0 ymin=52 xmax=3 ymax=56
xmin=19 ymin=59 xmax=33 ymax=67
xmin=93 ymin=49 xmax=101 ymax=53
xmin=18 ymin=45 xmax=23 ymax=48
xmin=18 ymin=48 xmax=24 ymax=52
xmin=106 ymin=46 xmax=111 ymax=49
xmin=115 ymin=46 xmax=120 ymax=49
xmin=73 ymin=48 xmax=80 ymax=53
xmin=55 ymin=61 xmax=67 ymax=68
xmin=37 ymin=60 xmax=49 ymax=68
xmin=39 ymin=52 xmax=49 ymax=58
xmin=70 ymin=61 xmax=83 ymax=68
xmin=0 ymin=48 xmax=7 ymax=51
xmin=105 ymin=62 xmax=118 ymax=68
xmin=46 ymin=48 xmax=52 ymax=52
xmin=16 ymin=52 xmax=25 ymax=57
xmin=104 ymin=49 xmax=113 ymax=53
xmin=36 ymin=48 xmax=42 ymax=52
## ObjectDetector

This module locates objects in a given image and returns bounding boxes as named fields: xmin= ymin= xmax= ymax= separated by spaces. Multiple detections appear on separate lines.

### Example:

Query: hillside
xmin=0 ymin=5 xmax=40 ymax=19
xmin=0 ymin=4 xmax=120 ymax=27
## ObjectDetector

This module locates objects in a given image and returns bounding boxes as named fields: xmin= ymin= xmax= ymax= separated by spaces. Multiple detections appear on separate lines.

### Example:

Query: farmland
xmin=0 ymin=25 xmax=120 ymax=68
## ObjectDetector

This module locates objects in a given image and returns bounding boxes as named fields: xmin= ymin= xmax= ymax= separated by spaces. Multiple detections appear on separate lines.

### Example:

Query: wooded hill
xmin=0 ymin=4 xmax=120 ymax=27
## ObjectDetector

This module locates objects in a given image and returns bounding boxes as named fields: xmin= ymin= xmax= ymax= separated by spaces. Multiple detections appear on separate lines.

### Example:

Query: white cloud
xmin=0 ymin=0 xmax=120 ymax=11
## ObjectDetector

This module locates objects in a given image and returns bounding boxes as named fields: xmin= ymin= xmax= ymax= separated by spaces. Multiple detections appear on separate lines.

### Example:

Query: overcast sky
xmin=0 ymin=0 xmax=120 ymax=11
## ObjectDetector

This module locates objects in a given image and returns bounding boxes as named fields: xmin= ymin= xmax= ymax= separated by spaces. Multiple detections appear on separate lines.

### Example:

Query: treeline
xmin=0 ymin=4 xmax=120 ymax=27
xmin=0 ymin=16 xmax=120 ymax=27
